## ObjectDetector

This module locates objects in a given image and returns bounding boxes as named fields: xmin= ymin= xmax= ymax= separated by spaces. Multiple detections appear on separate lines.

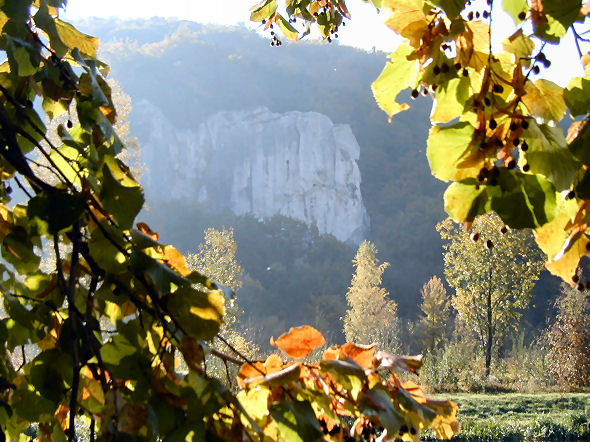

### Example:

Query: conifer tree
xmin=343 ymin=240 xmax=400 ymax=353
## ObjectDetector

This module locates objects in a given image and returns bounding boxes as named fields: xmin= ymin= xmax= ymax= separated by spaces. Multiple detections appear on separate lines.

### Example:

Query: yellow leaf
xmin=456 ymin=21 xmax=489 ymax=71
xmin=383 ymin=0 xmax=428 ymax=48
xmin=55 ymin=19 xmax=99 ymax=58
xmin=523 ymin=79 xmax=566 ymax=122
xmin=545 ymin=231 xmax=589 ymax=281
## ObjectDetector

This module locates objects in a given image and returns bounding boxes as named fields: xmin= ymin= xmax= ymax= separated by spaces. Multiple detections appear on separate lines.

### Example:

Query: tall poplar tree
xmin=343 ymin=240 xmax=400 ymax=352
xmin=419 ymin=276 xmax=451 ymax=352
xmin=437 ymin=213 xmax=544 ymax=376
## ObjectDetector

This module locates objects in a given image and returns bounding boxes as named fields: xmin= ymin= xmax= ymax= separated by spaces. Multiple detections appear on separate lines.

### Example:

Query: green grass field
xmin=424 ymin=393 xmax=590 ymax=441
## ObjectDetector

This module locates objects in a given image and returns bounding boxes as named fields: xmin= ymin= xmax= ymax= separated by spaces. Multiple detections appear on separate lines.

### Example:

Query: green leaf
xmin=1 ymin=230 xmax=39 ymax=274
xmin=129 ymin=250 xmax=188 ymax=296
xmin=430 ymin=0 xmax=466 ymax=18
xmin=490 ymin=169 xmax=557 ymax=228
xmin=100 ymin=165 xmax=144 ymax=230
xmin=320 ymin=359 xmax=365 ymax=400
xmin=88 ymin=221 xmax=128 ymax=274
xmin=371 ymin=44 xmax=420 ymax=120
xmin=359 ymin=388 xmax=404 ymax=436
xmin=6 ymin=38 xmax=38 ymax=76
xmin=165 ymin=286 xmax=224 ymax=341
xmin=533 ymin=0 xmax=583 ymax=42
xmin=11 ymin=387 xmax=55 ymax=422
xmin=28 ymin=190 xmax=85 ymax=234
xmin=250 ymin=0 xmax=277 ymax=21
xmin=523 ymin=122 xmax=580 ymax=191
xmin=269 ymin=400 xmax=323 ymax=442
xmin=564 ymin=66 xmax=590 ymax=117
xmin=444 ymin=179 xmax=489 ymax=222
xmin=503 ymin=0 xmax=527 ymax=24
xmin=278 ymin=14 xmax=298 ymax=40
xmin=431 ymin=76 xmax=470 ymax=124
xmin=28 ymin=350 xmax=69 ymax=404
xmin=426 ymin=121 xmax=477 ymax=181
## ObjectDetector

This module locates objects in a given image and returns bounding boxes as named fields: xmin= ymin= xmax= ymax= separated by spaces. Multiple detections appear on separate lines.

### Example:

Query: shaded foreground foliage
xmin=0 ymin=2 xmax=459 ymax=441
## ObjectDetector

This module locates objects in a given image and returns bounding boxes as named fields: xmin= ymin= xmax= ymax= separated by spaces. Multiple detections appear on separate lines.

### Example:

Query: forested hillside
xmin=80 ymin=18 xmax=558 ymax=342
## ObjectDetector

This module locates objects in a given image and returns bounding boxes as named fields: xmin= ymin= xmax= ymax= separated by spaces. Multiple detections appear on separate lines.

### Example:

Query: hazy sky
xmin=61 ymin=0 xmax=578 ymax=84
xmin=62 ymin=0 xmax=402 ymax=52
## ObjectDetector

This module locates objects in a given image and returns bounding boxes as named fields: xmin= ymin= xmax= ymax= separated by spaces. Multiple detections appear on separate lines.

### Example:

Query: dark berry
xmin=573 ymin=274 xmax=580 ymax=283
xmin=262 ymin=19 xmax=266 ymax=24
xmin=518 ymin=11 xmax=526 ymax=20
xmin=513 ymin=138 xmax=520 ymax=146
xmin=533 ymin=65 xmax=540 ymax=74
xmin=422 ymin=88 xmax=429 ymax=96
xmin=433 ymin=65 xmax=441 ymax=75
xmin=500 ymin=225 xmax=508 ymax=234
xmin=483 ymin=10 xmax=490 ymax=18
xmin=454 ymin=62 xmax=462 ymax=70
xmin=521 ymin=141 xmax=529 ymax=151
xmin=510 ymin=122 xmax=518 ymax=131
xmin=5 ymin=186 xmax=11 ymax=195
xmin=484 ymin=97 xmax=491 ymax=106
xmin=523 ymin=163 xmax=530 ymax=172
xmin=490 ymin=178 xmax=498 ymax=186
xmin=471 ymin=232 xmax=480 ymax=242
xmin=463 ymin=68 xmax=469 ymax=77
xmin=543 ymin=59 xmax=551 ymax=68
xmin=441 ymin=63 xmax=449 ymax=73
xmin=400 ymin=425 xmax=409 ymax=434
xmin=468 ymin=11 xmax=474 ymax=20
xmin=410 ymin=428 xmax=417 ymax=435
xmin=493 ymin=84 xmax=504 ymax=93
xmin=475 ymin=11 xmax=480 ymax=18
xmin=486 ymin=239 xmax=494 ymax=249
xmin=567 ymin=190 xmax=576 ymax=200
xmin=507 ymin=159 xmax=516 ymax=169
xmin=489 ymin=119 xmax=497 ymax=129
xmin=67 ymin=120 xmax=73 ymax=128
xmin=521 ymin=120 xmax=529 ymax=129
xmin=577 ymin=283 xmax=584 ymax=291
xmin=270 ymin=31 xmax=274 ymax=35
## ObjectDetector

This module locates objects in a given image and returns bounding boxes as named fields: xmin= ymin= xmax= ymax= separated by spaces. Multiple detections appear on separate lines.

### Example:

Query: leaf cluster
xmin=0 ymin=2 xmax=460 ymax=440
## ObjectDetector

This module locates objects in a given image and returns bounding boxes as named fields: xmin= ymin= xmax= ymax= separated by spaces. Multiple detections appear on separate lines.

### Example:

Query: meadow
xmin=424 ymin=393 xmax=590 ymax=441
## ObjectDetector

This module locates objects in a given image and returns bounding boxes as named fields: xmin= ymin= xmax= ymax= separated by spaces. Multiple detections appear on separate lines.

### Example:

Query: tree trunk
xmin=484 ymin=267 xmax=493 ymax=377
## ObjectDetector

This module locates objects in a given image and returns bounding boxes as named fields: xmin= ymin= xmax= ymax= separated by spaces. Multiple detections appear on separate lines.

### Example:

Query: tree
xmin=437 ymin=213 xmax=544 ymax=376
xmin=253 ymin=0 xmax=590 ymax=286
xmin=418 ymin=275 xmax=451 ymax=352
xmin=0 ymin=3 xmax=460 ymax=440
xmin=186 ymin=227 xmax=259 ymax=383
xmin=343 ymin=240 xmax=400 ymax=352
xmin=546 ymin=282 xmax=590 ymax=389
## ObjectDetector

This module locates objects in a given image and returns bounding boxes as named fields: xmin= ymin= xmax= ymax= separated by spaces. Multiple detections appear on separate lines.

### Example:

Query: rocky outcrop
xmin=132 ymin=102 xmax=369 ymax=243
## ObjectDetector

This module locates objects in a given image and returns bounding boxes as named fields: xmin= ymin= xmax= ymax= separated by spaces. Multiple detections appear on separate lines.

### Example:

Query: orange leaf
xmin=270 ymin=325 xmax=326 ymax=359
xmin=237 ymin=362 xmax=267 ymax=388
xmin=136 ymin=222 xmax=159 ymax=241
xmin=339 ymin=343 xmax=376 ymax=369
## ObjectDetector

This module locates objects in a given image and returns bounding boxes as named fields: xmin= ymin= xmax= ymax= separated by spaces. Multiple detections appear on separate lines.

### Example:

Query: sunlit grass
xmin=424 ymin=393 xmax=590 ymax=441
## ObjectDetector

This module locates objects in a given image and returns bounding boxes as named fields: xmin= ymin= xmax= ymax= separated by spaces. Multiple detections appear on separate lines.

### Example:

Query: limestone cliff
xmin=132 ymin=102 xmax=369 ymax=243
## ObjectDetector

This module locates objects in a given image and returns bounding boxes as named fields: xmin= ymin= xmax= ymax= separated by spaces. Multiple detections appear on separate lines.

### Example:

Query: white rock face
xmin=133 ymin=102 xmax=369 ymax=244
